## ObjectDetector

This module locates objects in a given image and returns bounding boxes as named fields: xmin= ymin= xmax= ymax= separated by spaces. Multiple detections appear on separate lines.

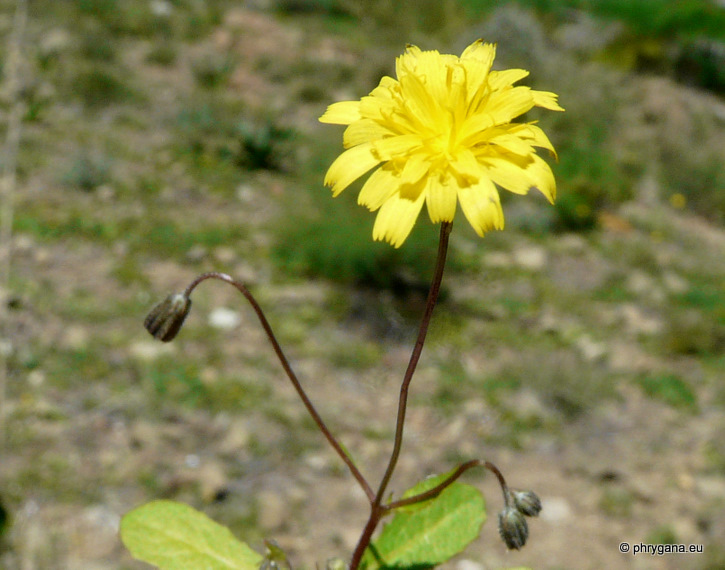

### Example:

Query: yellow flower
xmin=319 ymin=40 xmax=564 ymax=248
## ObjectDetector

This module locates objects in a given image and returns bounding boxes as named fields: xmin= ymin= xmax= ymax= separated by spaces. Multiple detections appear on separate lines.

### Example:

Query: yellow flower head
xmin=319 ymin=40 xmax=564 ymax=248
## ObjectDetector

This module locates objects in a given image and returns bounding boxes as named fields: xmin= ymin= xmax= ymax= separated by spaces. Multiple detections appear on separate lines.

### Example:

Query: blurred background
xmin=1 ymin=0 xmax=724 ymax=568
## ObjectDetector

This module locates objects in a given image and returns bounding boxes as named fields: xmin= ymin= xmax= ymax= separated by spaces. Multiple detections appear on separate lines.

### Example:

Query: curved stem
xmin=184 ymin=272 xmax=375 ymax=503
xmin=349 ymin=222 xmax=453 ymax=570
xmin=385 ymin=459 xmax=481 ymax=510
xmin=385 ymin=459 xmax=510 ymax=511
xmin=483 ymin=460 xmax=511 ymax=507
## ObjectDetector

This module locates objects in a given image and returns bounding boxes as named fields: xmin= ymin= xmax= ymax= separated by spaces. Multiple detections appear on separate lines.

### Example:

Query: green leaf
xmin=120 ymin=500 xmax=263 ymax=570
xmin=362 ymin=473 xmax=486 ymax=569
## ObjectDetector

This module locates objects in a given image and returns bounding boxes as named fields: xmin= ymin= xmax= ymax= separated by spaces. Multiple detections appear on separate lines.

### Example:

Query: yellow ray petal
xmin=460 ymin=41 xmax=496 ymax=100
xmin=458 ymin=177 xmax=504 ymax=236
xmin=414 ymin=49 xmax=449 ymax=107
xmin=461 ymin=40 xmax=496 ymax=66
xmin=397 ymin=153 xmax=430 ymax=199
xmin=484 ymin=156 xmax=534 ymax=195
xmin=372 ymin=190 xmax=426 ymax=248
xmin=371 ymin=134 xmax=423 ymax=161
xmin=518 ymin=123 xmax=557 ymax=156
xmin=324 ymin=143 xmax=381 ymax=196
xmin=319 ymin=101 xmax=362 ymax=124
xmin=449 ymin=147 xmax=485 ymax=187
xmin=488 ymin=132 xmax=536 ymax=157
xmin=425 ymin=176 xmax=458 ymax=223
xmin=525 ymin=154 xmax=557 ymax=202
xmin=487 ymin=69 xmax=529 ymax=90
xmin=343 ymin=119 xmax=393 ymax=148
xmin=532 ymin=90 xmax=565 ymax=111
xmin=457 ymin=112 xmax=496 ymax=143
xmin=484 ymin=86 xmax=536 ymax=123
xmin=358 ymin=165 xmax=399 ymax=210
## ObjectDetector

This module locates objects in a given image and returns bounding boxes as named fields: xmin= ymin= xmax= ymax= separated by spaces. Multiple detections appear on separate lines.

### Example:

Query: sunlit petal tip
xmin=532 ymin=90 xmax=565 ymax=112
xmin=372 ymin=192 xmax=425 ymax=248
xmin=319 ymin=101 xmax=362 ymax=124
xmin=532 ymin=185 xmax=556 ymax=204
xmin=461 ymin=39 xmax=496 ymax=62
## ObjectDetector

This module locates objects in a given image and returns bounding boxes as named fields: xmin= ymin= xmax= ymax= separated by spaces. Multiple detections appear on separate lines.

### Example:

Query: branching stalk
xmin=349 ymin=221 xmax=452 ymax=570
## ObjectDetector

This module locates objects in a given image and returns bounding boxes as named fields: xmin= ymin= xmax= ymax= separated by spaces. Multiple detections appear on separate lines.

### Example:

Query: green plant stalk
xmin=349 ymin=221 xmax=452 ymax=570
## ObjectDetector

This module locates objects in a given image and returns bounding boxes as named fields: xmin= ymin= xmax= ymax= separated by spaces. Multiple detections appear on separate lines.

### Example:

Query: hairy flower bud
xmin=498 ymin=506 xmax=529 ymax=550
xmin=512 ymin=489 xmax=542 ymax=517
xmin=144 ymin=293 xmax=191 ymax=342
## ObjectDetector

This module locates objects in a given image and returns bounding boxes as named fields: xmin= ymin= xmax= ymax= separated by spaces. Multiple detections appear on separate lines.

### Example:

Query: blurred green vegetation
xmin=272 ymin=191 xmax=442 ymax=291
xmin=461 ymin=0 xmax=725 ymax=40
xmin=637 ymin=374 xmax=698 ymax=411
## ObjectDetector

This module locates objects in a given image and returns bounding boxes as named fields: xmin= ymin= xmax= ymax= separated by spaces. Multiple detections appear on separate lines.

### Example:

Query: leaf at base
xmin=121 ymin=500 xmax=262 ymax=570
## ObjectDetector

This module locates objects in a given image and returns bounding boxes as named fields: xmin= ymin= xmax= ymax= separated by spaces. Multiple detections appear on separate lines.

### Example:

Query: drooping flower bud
xmin=512 ymin=489 xmax=543 ymax=517
xmin=498 ymin=506 xmax=529 ymax=550
xmin=144 ymin=293 xmax=191 ymax=342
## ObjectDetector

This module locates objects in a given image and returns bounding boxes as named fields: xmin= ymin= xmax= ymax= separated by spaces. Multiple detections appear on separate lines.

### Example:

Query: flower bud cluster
xmin=498 ymin=489 xmax=542 ymax=550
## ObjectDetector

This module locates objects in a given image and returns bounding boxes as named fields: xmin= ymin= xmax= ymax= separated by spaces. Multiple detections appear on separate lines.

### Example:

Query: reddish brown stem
xmin=349 ymin=222 xmax=452 ymax=570
xmin=184 ymin=272 xmax=374 ymax=503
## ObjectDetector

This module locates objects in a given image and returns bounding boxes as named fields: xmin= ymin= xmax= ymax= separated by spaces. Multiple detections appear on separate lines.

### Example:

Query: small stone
xmin=185 ymin=454 xmax=201 ymax=469
xmin=218 ymin=421 xmax=251 ymax=454
xmin=198 ymin=461 xmax=228 ymax=503
xmin=129 ymin=340 xmax=175 ymax=361
xmin=575 ymin=334 xmax=607 ymax=362
xmin=620 ymin=304 xmax=663 ymax=335
xmin=39 ymin=29 xmax=72 ymax=57
xmin=557 ymin=233 xmax=587 ymax=252
xmin=257 ymin=490 xmax=286 ymax=531
xmin=14 ymin=234 xmax=34 ymax=252
xmin=236 ymin=183 xmax=255 ymax=203
xmin=304 ymin=453 xmax=330 ymax=472
xmin=97 ymin=184 xmax=115 ymax=201
xmin=696 ymin=476 xmax=725 ymax=499
xmin=208 ymin=307 xmax=241 ymax=330
xmin=27 ymin=370 xmax=45 ymax=387
xmin=663 ymin=271 xmax=689 ymax=294
xmin=200 ymin=367 xmax=219 ymax=385
xmin=150 ymin=0 xmax=173 ymax=17
xmin=509 ymin=389 xmax=547 ymax=418
xmin=514 ymin=246 xmax=547 ymax=271
xmin=186 ymin=244 xmax=207 ymax=263
xmin=456 ymin=560 xmax=485 ymax=570
xmin=677 ymin=472 xmax=695 ymax=491
xmin=626 ymin=270 xmax=655 ymax=296
xmin=539 ymin=496 xmax=572 ymax=523
xmin=482 ymin=251 xmax=512 ymax=268
xmin=213 ymin=246 xmax=236 ymax=264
